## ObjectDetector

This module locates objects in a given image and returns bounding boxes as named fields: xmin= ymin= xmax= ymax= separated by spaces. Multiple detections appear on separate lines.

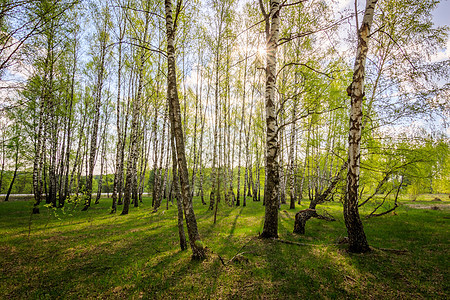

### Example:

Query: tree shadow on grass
xmin=2 ymin=199 xmax=448 ymax=299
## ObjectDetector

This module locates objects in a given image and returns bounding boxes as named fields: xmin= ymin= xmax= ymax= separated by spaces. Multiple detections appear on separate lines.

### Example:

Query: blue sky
xmin=434 ymin=0 xmax=450 ymax=27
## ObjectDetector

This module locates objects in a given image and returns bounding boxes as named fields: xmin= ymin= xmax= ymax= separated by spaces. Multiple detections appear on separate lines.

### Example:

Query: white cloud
xmin=337 ymin=0 xmax=353 ymax=10
xmin=431 ymin=37 xmax=450 ymax=62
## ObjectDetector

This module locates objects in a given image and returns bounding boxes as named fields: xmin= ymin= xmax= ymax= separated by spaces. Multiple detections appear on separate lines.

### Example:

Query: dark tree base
xmin=348 ymin=244 xmax=371 ymax=253
xmin=259 ymin=231 xmax=278 ymax=239
xmin=293 ymin=209 xmax=316 ymax=234
xmin=81 ymin=205 xmax=89 ymax=211
xmin=32 ymin=207 xmax=40 ymax=214
xmin=191 ymin=245 xmax=207 ymax=260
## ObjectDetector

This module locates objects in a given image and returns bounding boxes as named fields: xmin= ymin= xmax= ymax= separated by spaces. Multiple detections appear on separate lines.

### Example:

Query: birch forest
xmin=0 ymin=0 xmax=449 ymax=295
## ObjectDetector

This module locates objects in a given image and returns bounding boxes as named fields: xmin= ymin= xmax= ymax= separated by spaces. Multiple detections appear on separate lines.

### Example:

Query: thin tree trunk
xmin=111 ymin=9 xmax=126 ymax=213
xmin=171 ymin=133 xmax=187 ymax=250
xmin=151 ymin=109 xmax=160 ymax=208
xmin=289 ymin=103 xmax=296 ymax=209
xmin=209 ymin=8 xmax=225 ymax=211
xmin=61 ymin=44 xmax=77 ymax=207
xmin=122 ymin=6 xmax=150 ymax=215
xmin=95 ymin=113 xmax=108 ymax=205
xmin=5 ymin=143 xmax=19 ymax=202
xmin=32 ymin=95 xmax=45 ymax=214
xmin=0 ymin=134 xmax=5 ymax=194
xmin=165 ymin=0 xmax=206 ymax=259
xmin=197 ymin=75 xmax=210 ymax=206
xmin=83 ymin=14 xmax=109 ymax=211
xmin=190 ymin=54 xmax=201 ymax=199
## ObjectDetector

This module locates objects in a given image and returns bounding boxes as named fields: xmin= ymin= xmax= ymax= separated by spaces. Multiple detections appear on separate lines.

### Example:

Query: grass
xmin=0 ymin=194 xmax=449 ymax=299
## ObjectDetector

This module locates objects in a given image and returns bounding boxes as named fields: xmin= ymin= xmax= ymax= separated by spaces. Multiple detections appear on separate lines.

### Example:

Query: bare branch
xmin=277 ymin=106 xmax=345 ymax=133
xmin=366 ymin=176 xmax=403 ymax=218
xmin=378 ymin=29 xmax=419 ymax=73
xmin=277 ymin=62 xmax=334 ymax=79
xmin=112 ymin=4 xmax=165 ymax=19
xmin=281 ymin=0 xmax=308 ymax=8
xmin=358 ymin=171 xmax=391 ymax=207
xmin=258 ymin=0 xmax=268 ymax=18
xmin=120 ymin=40 xmax=167 ymax=57
xmin=277 ymin=14 xmax=353 ymax=46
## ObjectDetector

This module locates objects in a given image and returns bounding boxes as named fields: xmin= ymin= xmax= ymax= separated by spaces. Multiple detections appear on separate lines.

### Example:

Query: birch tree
xmin=83 ymin=5 xmax=112 ymax=211
xmin=259 ymin=0 xmax=281 ymax=238
xmin=344 ymin=0 xmax=378 ymax=253
xmin=165 ymin=0 xmax=206 ymax=259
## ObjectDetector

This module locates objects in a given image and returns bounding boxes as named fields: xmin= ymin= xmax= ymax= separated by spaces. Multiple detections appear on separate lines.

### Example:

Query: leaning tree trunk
xmin=260 ymin=0 xmax=280 ymax=239
xmin=165 ymin=0 xmax=206 ymax=259
xmin=5 ymin=143 xmax=19 ymax=202
xmin=294 ymin=162 xmax=346 ymax=234
xmin=344 ymin=0 xmax=377 ymax=254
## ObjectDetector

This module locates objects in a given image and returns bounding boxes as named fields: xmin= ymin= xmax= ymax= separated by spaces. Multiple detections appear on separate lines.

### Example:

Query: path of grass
xmin=0 ymin=196 xmax=448 ymax=299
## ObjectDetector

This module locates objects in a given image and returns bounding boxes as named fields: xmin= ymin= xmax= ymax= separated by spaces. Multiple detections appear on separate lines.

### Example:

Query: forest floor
xmin=0 ymin=194 xmax=448 ymax=299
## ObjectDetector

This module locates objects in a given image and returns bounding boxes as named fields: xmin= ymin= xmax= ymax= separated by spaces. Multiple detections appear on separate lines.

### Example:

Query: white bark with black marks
xmin=165 ymin=0 xmax=206 ymax=259
xmin=345 ymin=0 xmax=378 ymax=253
xmin=260 ymin=0 xmax=281 ymax=239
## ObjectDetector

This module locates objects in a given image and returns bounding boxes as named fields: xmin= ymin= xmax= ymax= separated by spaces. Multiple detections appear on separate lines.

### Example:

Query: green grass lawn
xmin=0 ymin=194 xmax=448 ymax=299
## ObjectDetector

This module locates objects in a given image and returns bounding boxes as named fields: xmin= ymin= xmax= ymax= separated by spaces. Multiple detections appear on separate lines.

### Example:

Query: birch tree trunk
xmin=5 ymin=142 xmax=19 ymax=202
xmin=197 ymin=74 xmax=209 ymax=205
xmin=260 ymin=0 xmax=281 ymax=239
xmin=61 ymin=41 xmax=77 ymax=207
xmin=121 ymin=5 xmax=150 ymax=215
xmin=32 ymin=92 xmax=45 ymax=214
xmin=96 ymin=111 xmax=108 ymax=205
xmin=83 ymin=13 xmax=109 ymax=211
xmin=154 ymin=104 xmax=167 ymax=211
xmin=111 ymin=8 xmax=126 ymax=214
xmin=171 ymin=133 xmax=187 ymax=250
xmin=165 ymin=0 xmax=206 ymax=259
xmin=151 ymin=110 xmax=160 ymax=208
xmin=236 ymin=59 xmax=246 ymax=205
xmin=209 ymin=48 xmax=221 ymax=211
xmin=344 ymin=0 xmax=378 ymax=253
xmin=289 ymin=105 xmax=296 ymax=209
xmin=0 ymin=134 xmax=4 ymax=195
